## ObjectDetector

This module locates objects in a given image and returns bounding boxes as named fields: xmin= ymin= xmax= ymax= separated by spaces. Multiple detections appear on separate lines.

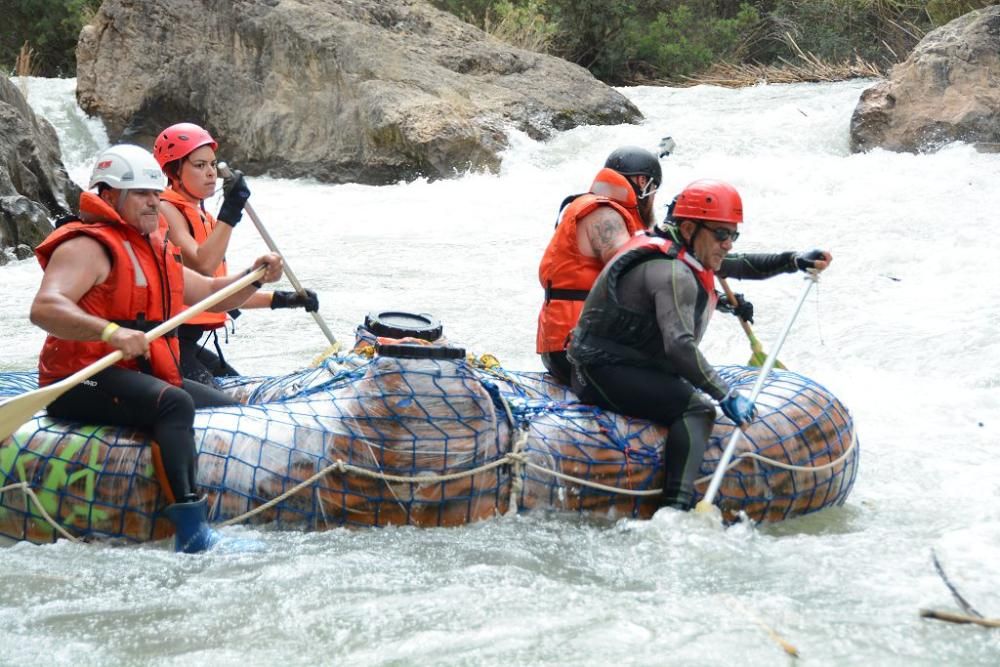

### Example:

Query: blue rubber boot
xmin=163 ymin=496 xmax=220 ymax=554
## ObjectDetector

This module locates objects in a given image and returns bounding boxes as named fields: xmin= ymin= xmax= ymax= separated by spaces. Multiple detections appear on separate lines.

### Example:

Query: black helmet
xmin=604 ymin=146 xmax=662 ymax=188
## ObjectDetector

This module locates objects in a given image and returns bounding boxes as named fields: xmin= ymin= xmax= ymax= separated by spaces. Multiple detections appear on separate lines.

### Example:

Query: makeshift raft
xmin=0 ymin=315 xmax=858 ymax=545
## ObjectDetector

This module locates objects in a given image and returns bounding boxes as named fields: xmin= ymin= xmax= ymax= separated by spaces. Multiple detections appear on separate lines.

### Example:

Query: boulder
xmin=0 ymin=196 xmax=53 ymax=252
xmin=0 ymin=75 xmax=78 ymax=252
xmin=850 ymin=6 xmax=1000 ymax=153
xmin=76 ymin=0 xmax=642 ymax=185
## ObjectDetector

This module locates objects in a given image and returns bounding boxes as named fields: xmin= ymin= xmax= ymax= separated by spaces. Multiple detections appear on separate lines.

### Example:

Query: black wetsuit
xmin=569 ymin=229 xmax=799 ymax=509
xmin=47 ymin=366 xmax=237 ymax=502
xmin=178 ymin=324 xmax=240 ymax=387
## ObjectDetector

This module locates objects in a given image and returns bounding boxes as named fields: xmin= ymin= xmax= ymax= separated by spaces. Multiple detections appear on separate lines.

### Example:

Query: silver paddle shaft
xmin=700 ymin=272 xmax=818 ymax=507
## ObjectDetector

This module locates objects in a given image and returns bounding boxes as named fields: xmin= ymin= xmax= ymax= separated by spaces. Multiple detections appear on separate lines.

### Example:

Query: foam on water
xmin=1 ymin=76 xmax=998 ymax=666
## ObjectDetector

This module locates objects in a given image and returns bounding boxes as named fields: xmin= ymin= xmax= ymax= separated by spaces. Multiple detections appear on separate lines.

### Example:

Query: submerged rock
xmin=75 ymin=0 xmax=641 ymax=185
xmin=850 ymin=6 xmax=1000 ymax=153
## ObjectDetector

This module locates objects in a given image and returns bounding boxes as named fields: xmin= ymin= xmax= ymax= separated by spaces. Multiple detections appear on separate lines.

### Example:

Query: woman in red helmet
xmin=568 ymin=179 xmax=832 ymax=511
xmin=153 ymin=122 xmax=319 ymax=386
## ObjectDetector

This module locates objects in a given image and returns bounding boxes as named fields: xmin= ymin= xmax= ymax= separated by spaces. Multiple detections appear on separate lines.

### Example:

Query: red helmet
xmin=671 ymin=179 xmax=743 ymax=224
xmin=153 ymin=122 xmax=218 ymax=168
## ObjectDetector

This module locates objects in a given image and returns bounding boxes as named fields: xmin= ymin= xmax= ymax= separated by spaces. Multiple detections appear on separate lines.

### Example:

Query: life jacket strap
xmin=544 ymin=282 xmax=590 ymax=303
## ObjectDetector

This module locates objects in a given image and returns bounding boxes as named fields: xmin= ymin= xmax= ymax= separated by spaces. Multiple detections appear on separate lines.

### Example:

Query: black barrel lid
xmin=364 ymin=311 xmax=443 ymax=342
xmin=375 ymin=342 xmax=466 ymax=360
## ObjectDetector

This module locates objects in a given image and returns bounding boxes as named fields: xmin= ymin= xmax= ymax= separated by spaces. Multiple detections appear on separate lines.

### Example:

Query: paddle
xmin=0 ymin=266 xmax=267 ymax=443
xmin=218 ymin=163 xmax=339 ymax=352
xmin=694 ymin=272 xmax=818 ymax=517
xmin=719 ymin=276 xmax=786 ymax=370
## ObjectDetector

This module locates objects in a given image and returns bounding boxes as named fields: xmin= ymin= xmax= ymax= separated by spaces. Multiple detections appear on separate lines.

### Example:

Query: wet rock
xmin=851 ymin=6 xmax=1000 ymax=153
xmin=0 ymin=196 xmax=54 ymax=252
xmin=76 ymin=0 xmax=642 ymax=185
xmin=0 ymin=75 xmax=79 ymax=251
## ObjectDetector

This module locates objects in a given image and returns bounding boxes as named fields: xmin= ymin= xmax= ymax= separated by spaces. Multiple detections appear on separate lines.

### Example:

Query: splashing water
xmin=1 ymin=76 xmax=998 ymax=666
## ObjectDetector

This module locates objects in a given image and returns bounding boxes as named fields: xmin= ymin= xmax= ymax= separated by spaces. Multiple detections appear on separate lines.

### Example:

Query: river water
xmin=1 ymin=76 xmax=998 ymax=666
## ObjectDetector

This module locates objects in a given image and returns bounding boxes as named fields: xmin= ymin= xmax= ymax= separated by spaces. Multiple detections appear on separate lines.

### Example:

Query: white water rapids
xmin=0 ymin=76 xmax=998 ymax=666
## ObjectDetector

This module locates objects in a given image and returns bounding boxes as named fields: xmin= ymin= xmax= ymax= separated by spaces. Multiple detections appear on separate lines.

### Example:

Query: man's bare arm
xmin=579 ymin=207 xmax=630 ymax=263
xmin=29 ymin=236 xmax=112 ymax=340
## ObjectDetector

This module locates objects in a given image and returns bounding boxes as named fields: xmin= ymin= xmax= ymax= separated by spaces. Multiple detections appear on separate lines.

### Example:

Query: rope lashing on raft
xmin=1 ymin=412 xmax=857 ymax=537
xmin=217 ymin=418 xmax=856 ymax=526
xmin=219 ymin=388 xmax=857 ymax=525
xmin=0 ymin=354 xmax=857 ymax=541
xmin=0 ymin=482 xmax=80 ymax=542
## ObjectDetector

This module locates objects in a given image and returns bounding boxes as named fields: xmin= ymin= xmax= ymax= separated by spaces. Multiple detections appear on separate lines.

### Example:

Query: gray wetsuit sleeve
xmin=718 ymin=251 xmax=797 ymax=280
xmin=641 ymin=260 xmax=729 ymax=401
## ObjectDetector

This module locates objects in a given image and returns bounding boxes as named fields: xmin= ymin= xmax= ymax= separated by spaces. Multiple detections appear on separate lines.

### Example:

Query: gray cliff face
xmin=851 ymin=6 xmax=1000 ymax=154
xmin=0 ymin=75 xmax=79 ymax=255
xmin=76 ymin=0 xmax=642 ymax=184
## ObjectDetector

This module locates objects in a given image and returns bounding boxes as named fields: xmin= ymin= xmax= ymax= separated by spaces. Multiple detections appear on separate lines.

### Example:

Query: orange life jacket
xmin=35 ymin=192 xmax=186 ymax=387
xmin=536 ymin=168 xmax=648 ymax=353
xmin=568 ymin=234 xmax=718 ymax=370
xmin=159 ymin=188 xmax=228 ymax=329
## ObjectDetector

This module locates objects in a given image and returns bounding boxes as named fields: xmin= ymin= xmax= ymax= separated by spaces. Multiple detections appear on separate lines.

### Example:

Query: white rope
xmin=520 ymin=459 xmax=662 ymax=497
xmin=693 ymin=424 xmax=859 ymax=485
xmin=5 ymin=422 xmax=859 ymax=533
xmin=0 ymin=482 xmax=80 ymax=542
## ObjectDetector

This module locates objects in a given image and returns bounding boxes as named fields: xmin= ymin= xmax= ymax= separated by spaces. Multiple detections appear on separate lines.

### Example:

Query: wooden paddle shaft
xmin=217 ymin=163 xmax=338 ymax=347
xmin=719 ymin=276 xmax=756 ymax=339
xmin=0 ymin=266 xmax=267 ymax=442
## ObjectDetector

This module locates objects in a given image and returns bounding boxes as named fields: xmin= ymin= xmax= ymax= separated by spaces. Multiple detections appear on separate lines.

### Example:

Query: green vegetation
xmin=0 ymin=0 xmax=993 ymax=81
xmin=1 ymin=0 xmax=101 ymax=77
xmin=430 ymin=0 xmax=997 ymax=83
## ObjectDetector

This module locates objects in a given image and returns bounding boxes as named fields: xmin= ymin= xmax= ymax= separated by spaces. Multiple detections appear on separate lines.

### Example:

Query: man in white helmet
xmin=28 ymin=144 xmax=284 ymax=553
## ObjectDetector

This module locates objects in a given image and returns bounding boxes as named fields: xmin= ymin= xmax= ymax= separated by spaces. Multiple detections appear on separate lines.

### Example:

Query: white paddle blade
xmin=0 ymin=386 xmax=61 ymax=442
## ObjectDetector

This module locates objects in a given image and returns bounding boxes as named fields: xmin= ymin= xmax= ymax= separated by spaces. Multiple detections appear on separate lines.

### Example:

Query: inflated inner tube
xmin=364 ymin=311 xmax=443 ymax=342
xmin=375 ymin=342 xmax=466 ymax=360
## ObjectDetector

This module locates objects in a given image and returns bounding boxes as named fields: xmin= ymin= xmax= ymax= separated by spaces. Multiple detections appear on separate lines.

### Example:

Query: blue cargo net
xmin=0 ymin=334 xmax=858 ymax=544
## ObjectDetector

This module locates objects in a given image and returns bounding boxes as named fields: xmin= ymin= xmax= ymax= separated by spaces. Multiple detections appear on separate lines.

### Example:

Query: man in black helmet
xmin=536 ymin=146 xmax=662 ymax=384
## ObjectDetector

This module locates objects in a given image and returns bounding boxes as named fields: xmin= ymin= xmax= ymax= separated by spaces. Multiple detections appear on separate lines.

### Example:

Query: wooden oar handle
xmin=217 ymin=162 xmax=339 ymax=348
xmin=718 ymin=276 xmax=756 ymax=338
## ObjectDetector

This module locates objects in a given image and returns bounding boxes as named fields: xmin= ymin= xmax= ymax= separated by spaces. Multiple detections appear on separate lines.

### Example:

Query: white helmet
xmin=88 ymin=144 xmax=167 ymax=192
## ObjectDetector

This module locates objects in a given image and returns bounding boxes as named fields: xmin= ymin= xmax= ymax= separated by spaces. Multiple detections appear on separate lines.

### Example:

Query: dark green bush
xmin=0 ymin=0 xmax=101 ymax=77
xmin=431 ymin=0 xmax=997 ymax=83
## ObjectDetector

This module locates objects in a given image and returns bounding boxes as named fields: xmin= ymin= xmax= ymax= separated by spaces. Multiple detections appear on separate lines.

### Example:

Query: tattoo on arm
xmin=587 ymin=215 xmax=629 ymax=261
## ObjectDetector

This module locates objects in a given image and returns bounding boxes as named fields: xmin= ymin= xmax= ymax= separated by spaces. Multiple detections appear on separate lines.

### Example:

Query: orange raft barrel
xmin=0 ymin=318 xmax=857 ymax=544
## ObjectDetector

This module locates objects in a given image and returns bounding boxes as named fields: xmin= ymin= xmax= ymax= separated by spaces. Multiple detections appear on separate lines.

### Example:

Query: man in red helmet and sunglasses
xmin=567 ymin=179 xmax=831 ymax=511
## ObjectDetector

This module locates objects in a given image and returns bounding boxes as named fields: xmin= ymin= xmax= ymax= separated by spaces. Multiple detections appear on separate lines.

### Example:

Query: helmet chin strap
xmin=681 ymin=221 xmax=701 ymax=255
xmin=171 ymin=157 xmax=203 ymax=204
xmin=114 ymin=189 xmax=130 ymax=217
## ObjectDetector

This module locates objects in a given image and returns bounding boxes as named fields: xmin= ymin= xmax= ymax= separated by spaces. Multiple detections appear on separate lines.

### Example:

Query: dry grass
xmin=484 ymin=5 xmax=553 ymax=53
xmin=15 ymin=42 xmax=38 ymax=77
xmin=641 ymin=33 xmax=885 ymax=88
xmin=14 ymin=42 xmax=38 ymax=98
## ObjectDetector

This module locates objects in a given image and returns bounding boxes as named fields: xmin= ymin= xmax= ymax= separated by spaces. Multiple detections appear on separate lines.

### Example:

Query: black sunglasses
xmin=700 ymin=224 xmax=740 ymax=243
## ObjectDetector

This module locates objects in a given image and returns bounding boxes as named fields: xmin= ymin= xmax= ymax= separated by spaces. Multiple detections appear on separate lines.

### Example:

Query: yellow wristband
xmin=100 ymin=322 xmax=120 ymax=343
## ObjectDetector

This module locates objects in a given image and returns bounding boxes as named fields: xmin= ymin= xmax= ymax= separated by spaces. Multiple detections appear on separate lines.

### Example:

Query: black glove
xmin=271 ymin=289 xmax=319 ymax=312
xmin=217 ymin=169 xmax=251 ymax=227
xmin=716 ymin=291 xmax=754 ymax=324
xmin=794 ymin=249 xmax=826 ymax=272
